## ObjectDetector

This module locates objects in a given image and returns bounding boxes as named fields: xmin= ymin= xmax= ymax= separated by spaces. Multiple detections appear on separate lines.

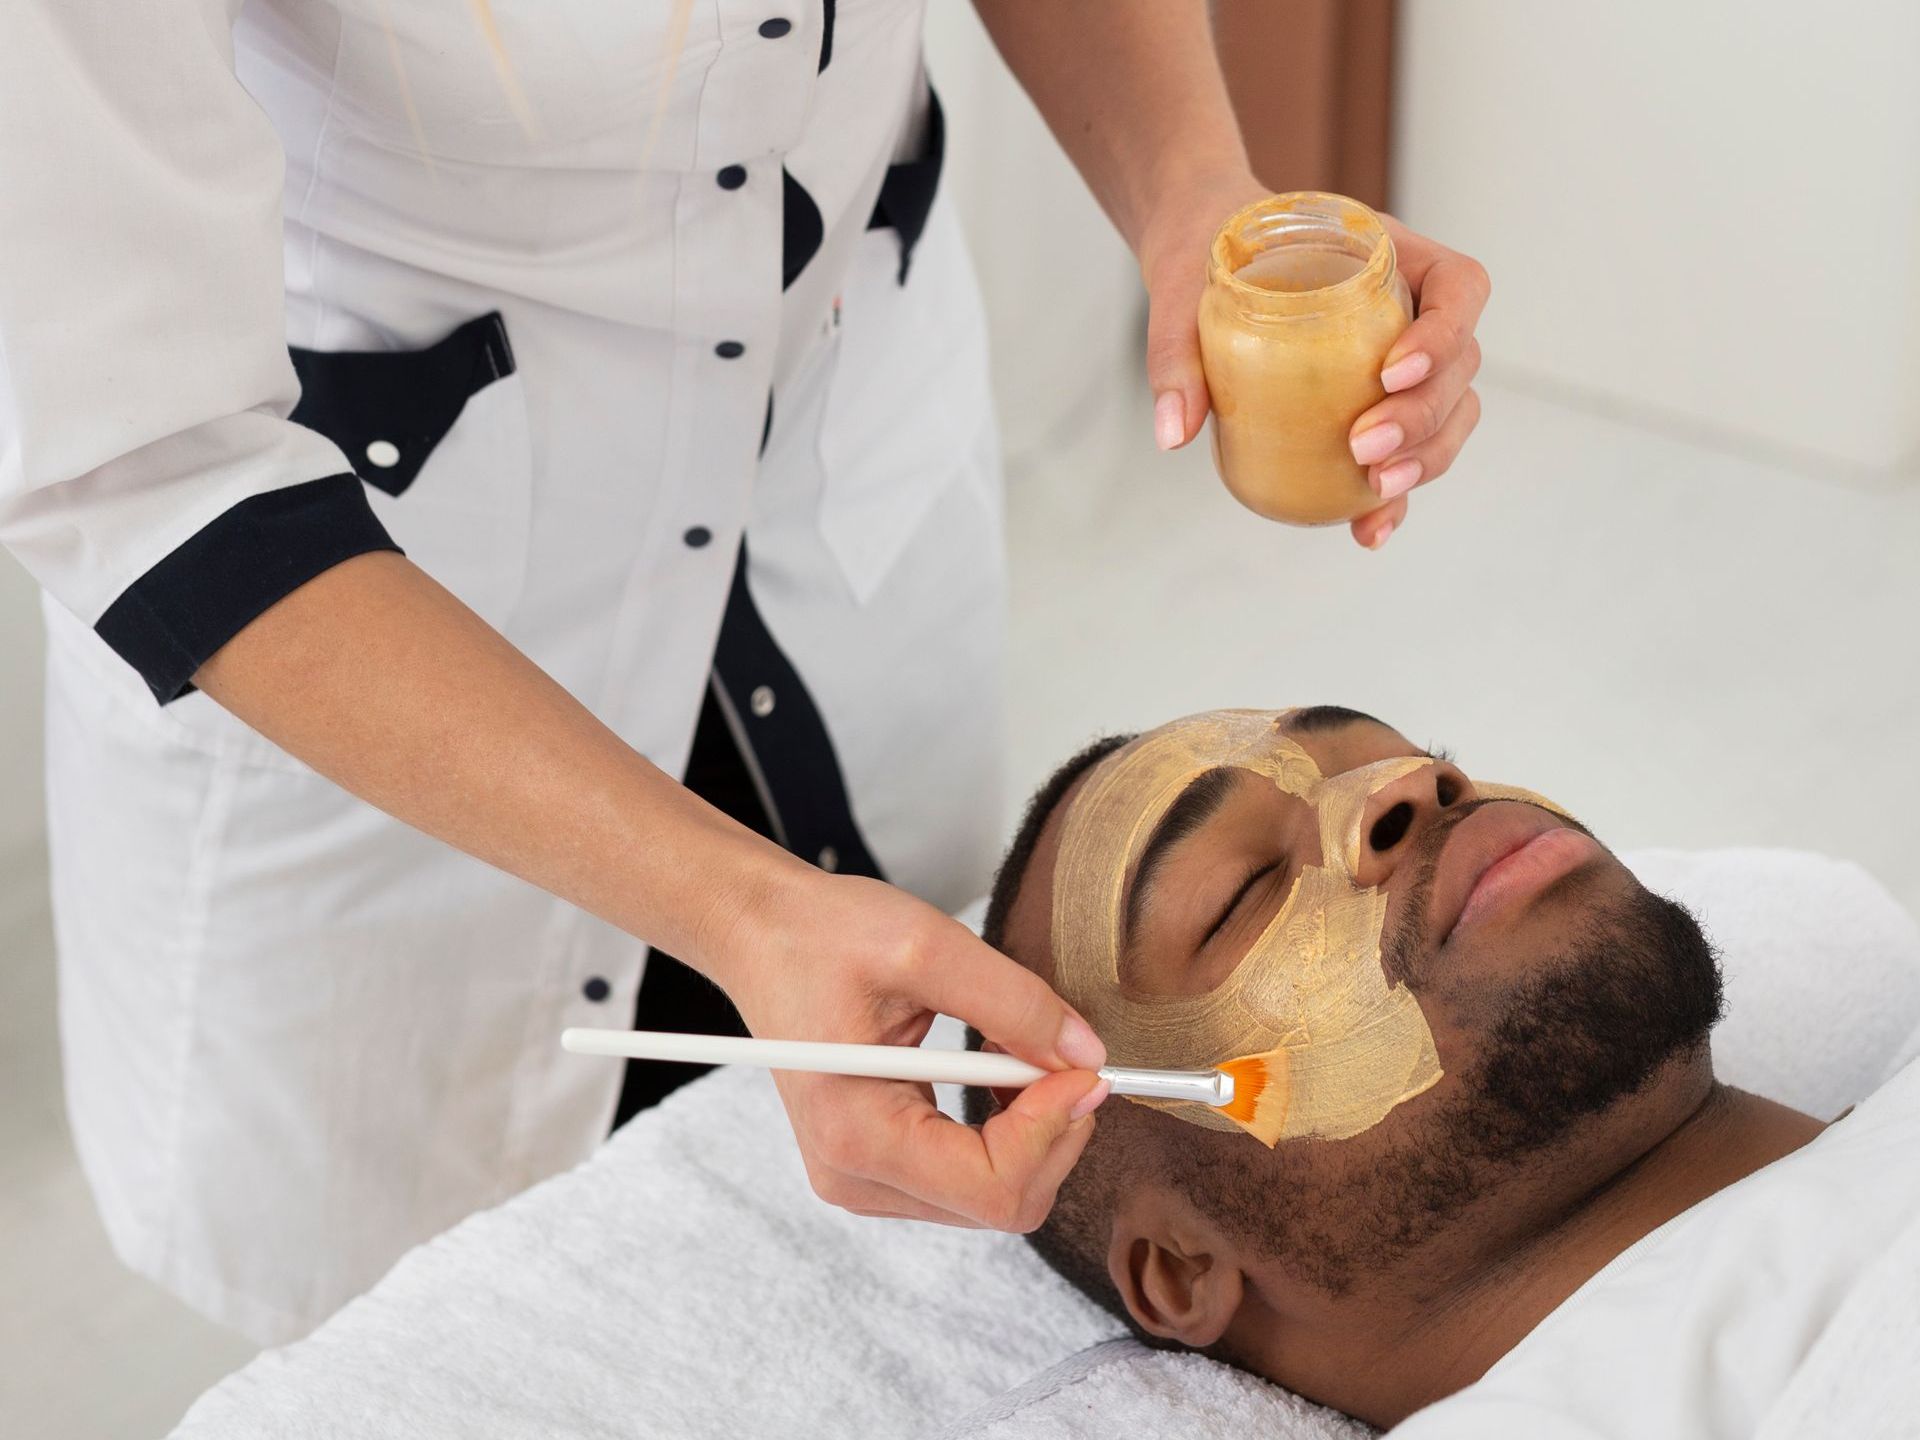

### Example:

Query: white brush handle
xmin=561 ymin=1027 xmax=1050 ymax=1088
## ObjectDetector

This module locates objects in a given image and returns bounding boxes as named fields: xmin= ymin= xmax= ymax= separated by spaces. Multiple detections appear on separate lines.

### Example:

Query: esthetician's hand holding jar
xmin=1138 ymin=173 xmax=1490 ymax=549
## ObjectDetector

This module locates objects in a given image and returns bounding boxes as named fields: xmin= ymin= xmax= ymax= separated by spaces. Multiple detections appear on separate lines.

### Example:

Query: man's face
xmin=1002 ymin=706 xmax=1722 ymax=1292
xmin=1045 ymin=708 xmax=1599 ymax=1146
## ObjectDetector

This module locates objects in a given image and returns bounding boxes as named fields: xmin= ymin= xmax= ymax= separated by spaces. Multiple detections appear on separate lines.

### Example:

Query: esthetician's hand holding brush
xmin=197 ymin=566 xmax=1109 ymax=1237
xmin=708 ymin=871 xmax=1111 ymax=1230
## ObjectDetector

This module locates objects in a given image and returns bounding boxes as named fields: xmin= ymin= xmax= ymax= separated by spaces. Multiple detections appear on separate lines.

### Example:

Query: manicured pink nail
xmin=1380 ymin=352 xmax=1432 ymax=392
xmin=1350 ymin=422 xmax=1403 ymax=466
xmin=1057 ymin=1015 xmax=1107 ymax=1070
xmin=1375 ymin=458 xmax=1423 ymax=499
xmin=1154 ymin=392 xmax=1185 ymax=451
xmin=1070 ymin=1078 xmax=1112 ymax=1121
xmin=1367 ymin=519 xmax=1397 ymax=550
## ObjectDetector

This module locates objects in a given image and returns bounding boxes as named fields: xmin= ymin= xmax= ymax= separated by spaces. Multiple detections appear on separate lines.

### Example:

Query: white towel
xmin=929 ymin=1338 xmax=1374 ymax=1440
xmin=1624 ymin=848 xmax=1920 ymax=1112
xmin=174 ymin=1058 xmax=1122 ymax=1439
xmin=171 ymin=849 xmax=1920 ymax=1440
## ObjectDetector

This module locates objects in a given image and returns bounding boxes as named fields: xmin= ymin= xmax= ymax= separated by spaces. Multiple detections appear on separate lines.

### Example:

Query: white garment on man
xmin=1 ymin=0 xmax=1004 ymax=1341
xmin=1394 ymin=1048 xmax=1920 ymax=1439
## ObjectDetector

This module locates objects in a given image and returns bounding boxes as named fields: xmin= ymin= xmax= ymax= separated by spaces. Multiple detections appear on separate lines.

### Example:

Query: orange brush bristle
xmin=1217 ymin=1053 xmax=1274 ymax=1126
xmin=1212 ymin=1048 xmax=1294 ymax=1144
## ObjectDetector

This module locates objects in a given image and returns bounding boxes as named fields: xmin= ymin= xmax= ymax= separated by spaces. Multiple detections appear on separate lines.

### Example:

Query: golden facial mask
xmin=1049 ymin=709 xmax=1443 ymax=1147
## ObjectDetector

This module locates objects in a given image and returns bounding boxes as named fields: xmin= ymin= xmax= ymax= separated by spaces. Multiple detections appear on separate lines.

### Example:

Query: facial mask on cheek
xmin=1049 ymin=709 xmax=1444 ymax=1146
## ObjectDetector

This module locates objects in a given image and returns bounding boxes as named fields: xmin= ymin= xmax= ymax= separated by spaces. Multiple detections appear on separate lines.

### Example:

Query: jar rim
xmin=1209 ymin=191 xmax=1396 ymax=316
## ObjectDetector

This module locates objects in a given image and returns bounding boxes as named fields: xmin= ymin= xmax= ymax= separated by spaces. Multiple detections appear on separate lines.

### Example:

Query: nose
xmin=1351 ymin=761 xmax=1475 ymax=891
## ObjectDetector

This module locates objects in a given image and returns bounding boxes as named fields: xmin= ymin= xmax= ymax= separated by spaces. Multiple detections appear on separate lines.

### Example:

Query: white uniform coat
xmin=1 ymin=0 xmax=1006 ymax=1342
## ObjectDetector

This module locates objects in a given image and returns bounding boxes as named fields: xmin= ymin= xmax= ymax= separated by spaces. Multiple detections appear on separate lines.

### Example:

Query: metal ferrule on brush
xmin=1097 ymin=1065 xmax=1235 ymax=1107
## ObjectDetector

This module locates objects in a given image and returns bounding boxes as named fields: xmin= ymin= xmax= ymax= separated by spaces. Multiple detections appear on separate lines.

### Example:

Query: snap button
xmin=749 ymin=685 xmax=776 ymax=718
xmin=817 ymin=845 xmax=839 ymax=873
xmin=758 ymin=17 xmax=792 ymax=38
xmin=582 ymin=976 xmax=611 ymax=1003
xmin=683 ymin=526 xmax=713 ymax=549
xmin=365 ymin=440 xmax=401 ymax=469
xmin=716 ymin=164 xmax=748 ymax=190
xmin=715 ymin=340 xmax=745 ymax=360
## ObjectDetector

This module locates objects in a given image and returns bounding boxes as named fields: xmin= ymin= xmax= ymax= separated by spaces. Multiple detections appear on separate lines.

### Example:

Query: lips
xmin=1428 ymin=802 xmax=1601 ymax=945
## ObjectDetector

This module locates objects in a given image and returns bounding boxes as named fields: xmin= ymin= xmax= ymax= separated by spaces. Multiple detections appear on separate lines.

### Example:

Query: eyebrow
xmin=1114 ymin=724 xmax=1442 ymax=947
xmin=1121 ymin=766 xmax=1241 ymax=944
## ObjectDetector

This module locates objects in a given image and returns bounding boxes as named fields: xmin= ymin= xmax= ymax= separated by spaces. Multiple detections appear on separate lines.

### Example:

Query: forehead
xmin=1003 ymin=709 xmax=1418 ymax=977
xmin=1111 ymin=707 xmax=1411 ymax=778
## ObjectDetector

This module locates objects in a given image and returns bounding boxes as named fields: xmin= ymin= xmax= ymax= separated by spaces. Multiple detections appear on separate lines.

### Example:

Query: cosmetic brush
xmin=560 ymin=1027 xmax=1273 ymax=1123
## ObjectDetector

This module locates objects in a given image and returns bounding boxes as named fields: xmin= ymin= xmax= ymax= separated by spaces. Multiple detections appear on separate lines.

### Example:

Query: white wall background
xmin=924 ymin=3 xmax=1139 ymax=467
xmin=1395 ymin=0 xmax=1920 ymax=476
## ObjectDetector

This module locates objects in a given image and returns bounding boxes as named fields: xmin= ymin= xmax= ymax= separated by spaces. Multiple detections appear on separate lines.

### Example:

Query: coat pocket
xmin=290 ymin=312 xmax=533 ymax=626
xmin=816 ymin=202 xmax=995 ymax=606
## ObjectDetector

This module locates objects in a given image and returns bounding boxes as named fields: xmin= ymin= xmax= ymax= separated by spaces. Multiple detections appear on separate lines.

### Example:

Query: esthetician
xmin=0 ymin=1 xmax=1489 ymax=1341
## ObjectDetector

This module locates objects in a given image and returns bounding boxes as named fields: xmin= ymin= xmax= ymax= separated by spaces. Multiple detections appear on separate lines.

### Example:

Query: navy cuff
xmin=96 ymin=474 xmax=400 ymax=704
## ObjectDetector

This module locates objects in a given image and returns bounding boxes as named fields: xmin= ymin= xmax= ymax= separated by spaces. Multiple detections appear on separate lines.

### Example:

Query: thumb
xmin=917 ymin=929 xmax=1107 ymax=1072
xmin=1145 ymin=259 xmax=1212 ymax=453
xmin=980 ymin=1068 xmax=1106 ymax=1228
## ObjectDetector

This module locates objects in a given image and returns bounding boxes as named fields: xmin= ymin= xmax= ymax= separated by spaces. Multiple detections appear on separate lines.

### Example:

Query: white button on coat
xmin=7 ymin=0 xmax=1004 ymax=1344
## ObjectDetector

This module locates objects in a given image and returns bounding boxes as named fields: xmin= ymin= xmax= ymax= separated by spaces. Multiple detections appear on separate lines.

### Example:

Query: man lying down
xmin=967 ymin=705 xmax=1920 ymax=1435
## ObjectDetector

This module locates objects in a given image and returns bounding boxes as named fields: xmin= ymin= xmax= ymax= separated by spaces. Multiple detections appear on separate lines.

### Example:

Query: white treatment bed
xmin=170 ymin=850 xmax=1920 ymax=1438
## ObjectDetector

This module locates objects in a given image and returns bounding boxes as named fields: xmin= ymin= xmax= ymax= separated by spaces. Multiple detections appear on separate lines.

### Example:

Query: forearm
xmin=194 ymin=551 xmax=799 ymax=983
xmin=190 ymin=543 xmax=1113 ymax=1233
xmin=970 ymin=0 xmax=1252 ymax=257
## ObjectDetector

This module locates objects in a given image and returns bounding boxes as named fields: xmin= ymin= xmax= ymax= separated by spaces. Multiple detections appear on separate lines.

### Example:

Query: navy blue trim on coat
xmin=290 ymin=312 xmax=517 ymax=497
xmin=782 ymin=169 xmax=826 ymax=292
xmin=96 ymin=310 xmax=518 ymax=704
xmin=866 ymin=87 xmax=946 ymax=284
xmin=96 ymin=475 xmax=401 ymax=704
xmin=818 ymin=0 xmax=836 ymax=70
xmin=711 ymin=542 xmax=883 ymax=883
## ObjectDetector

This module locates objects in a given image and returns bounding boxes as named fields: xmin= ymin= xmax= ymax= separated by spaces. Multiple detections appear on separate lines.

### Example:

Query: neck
xmin=1265 ymin=1075 xmax=1825 ymax=1428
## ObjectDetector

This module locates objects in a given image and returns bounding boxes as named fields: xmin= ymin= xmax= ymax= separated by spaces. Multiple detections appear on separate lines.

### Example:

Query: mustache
xmin=1378 ymin=799 xmax=1596 ymax=990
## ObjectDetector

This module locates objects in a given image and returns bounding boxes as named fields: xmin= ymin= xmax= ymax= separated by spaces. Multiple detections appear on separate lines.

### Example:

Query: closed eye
xmin=1205 ymin=862 xmax=1280 ymax=946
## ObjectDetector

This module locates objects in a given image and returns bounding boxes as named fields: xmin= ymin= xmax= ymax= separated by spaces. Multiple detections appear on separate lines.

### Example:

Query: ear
xmin=1106 ymin=1188 xmax=1245 ymax=1348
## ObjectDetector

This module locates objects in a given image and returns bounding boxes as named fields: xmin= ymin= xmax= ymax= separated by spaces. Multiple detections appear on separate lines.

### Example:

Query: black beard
xmin=1444 ymin=880 xmax=1724 ymax=1162
xmin=1213 ymin=838 xmax=1724 ymax=1298
xmin=1377 ymin=802 xmax=1726 ymax=1160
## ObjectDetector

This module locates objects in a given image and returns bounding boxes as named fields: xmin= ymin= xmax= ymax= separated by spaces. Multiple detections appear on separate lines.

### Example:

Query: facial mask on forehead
xmin=1051 ymin=709 xmax=1462 ymax=1147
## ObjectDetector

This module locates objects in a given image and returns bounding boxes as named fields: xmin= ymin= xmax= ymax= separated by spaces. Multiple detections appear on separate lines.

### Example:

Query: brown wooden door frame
xmin=1213 ymin=0 xmax=1398 ymax=210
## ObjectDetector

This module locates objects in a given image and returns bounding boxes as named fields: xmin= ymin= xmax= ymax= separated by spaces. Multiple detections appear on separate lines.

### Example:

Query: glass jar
xmin=1198 ymin=192 xmax=1414 ymax=525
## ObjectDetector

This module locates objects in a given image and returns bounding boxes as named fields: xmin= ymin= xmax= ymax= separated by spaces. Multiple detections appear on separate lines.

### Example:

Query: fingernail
xmin=1380 ymin=352 xmax=1432 ymax=392
xmin=1154 ymin=392 xmax=1185 ymax=451
xmin=1368 ymin=518 xmax=1398 ymax=551
xmin=1375 ymin=458 xmax=1422 ymax=500
xmin=1070 ymin=1077 xmax=1112 ymax=1122
xmin=1057 ymin=1015 xmax=1107 ymax=1070
xmin=1349 ymin=422 xmax=1403 ymax=466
